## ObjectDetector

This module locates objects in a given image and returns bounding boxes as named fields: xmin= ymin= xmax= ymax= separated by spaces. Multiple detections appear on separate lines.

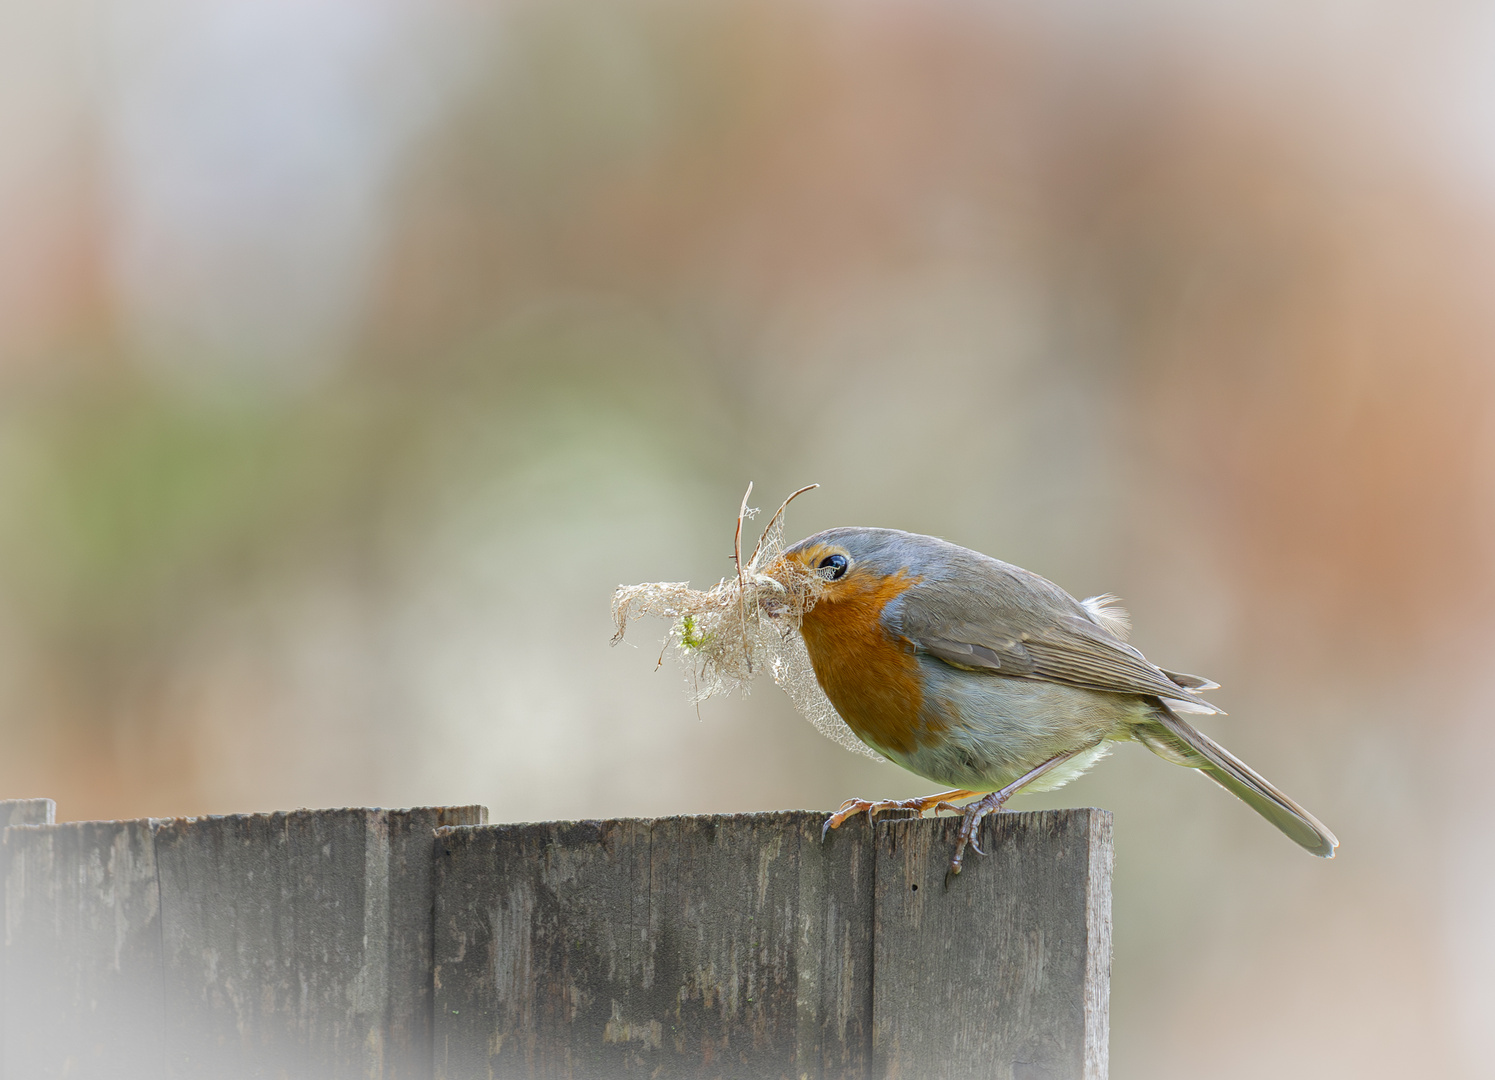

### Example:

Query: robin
xmin=776 ymin=527 xmax=1338 ymax=876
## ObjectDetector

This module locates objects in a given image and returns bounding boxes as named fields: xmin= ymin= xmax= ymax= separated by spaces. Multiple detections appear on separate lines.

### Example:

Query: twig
xmin=735 ymin=482 xmax=753 ymax=673
xmin=747 ymin=483 xmax=818 ymax=570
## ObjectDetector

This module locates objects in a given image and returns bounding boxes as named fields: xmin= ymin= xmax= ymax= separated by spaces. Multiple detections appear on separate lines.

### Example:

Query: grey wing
xmin=890 ymin=559 xmax=1223 ymax=712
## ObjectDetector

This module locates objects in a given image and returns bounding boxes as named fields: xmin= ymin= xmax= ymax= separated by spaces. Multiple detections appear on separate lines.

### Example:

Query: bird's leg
xmin=945 ymin=747 xmax=1093 ymax=883
xmin=821 ymin=789 xmax=983 ymax=839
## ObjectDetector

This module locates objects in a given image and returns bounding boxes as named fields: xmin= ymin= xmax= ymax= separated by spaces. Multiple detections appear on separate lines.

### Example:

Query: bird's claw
xmin=821 ymin=792 xmax=978 ymax=841
xmin=820 ymin=798 xmax=900 ymax=840
xmin=822 ymin=788 xmax=1017 ymax=886
xmin=822 ymin=798 xmax=877 ymax=837
xmin=945 ymin=790 xmax=1012 ymax=880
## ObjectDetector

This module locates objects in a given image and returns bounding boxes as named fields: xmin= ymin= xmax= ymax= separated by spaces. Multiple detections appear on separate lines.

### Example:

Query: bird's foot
xmin=945 ymin=789 xmax=1014 ymax=884
xmin=821 ymin=789 xmax=981 ymax=840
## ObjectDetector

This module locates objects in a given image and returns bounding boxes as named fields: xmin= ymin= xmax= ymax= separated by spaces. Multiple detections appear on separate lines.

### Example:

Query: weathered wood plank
xmin=154 ymin=805 xmax=486 ymax=1080
xmin=647 ymin=814 xmax=876 ymax=1079
xmin=0 ymin=819 xmax=164 ymax=1079
xmin=433 ymin=817 xmax=654 ymax=1080
xmin=1 ymin=801 xmax=1108 ymax=1079
xmin=0 ymin=799 xmax=55 ymax=828
xmin=872 ymin=809 xmax=1112 ymax=1080
xmin=432 ymin=811 xmax=876 ymax=1080
xmin=386 ymin=806 xmax=488 ymax=1080
xmin=0 ymin=795 xmax=58 ymax=1079
xmin=154 ymin=809 xmax=389 ymax=1079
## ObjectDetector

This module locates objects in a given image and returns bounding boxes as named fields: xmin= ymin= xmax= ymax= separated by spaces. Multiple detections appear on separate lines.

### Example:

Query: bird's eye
xmin=818 ymin=553 xmax=849 ymax=581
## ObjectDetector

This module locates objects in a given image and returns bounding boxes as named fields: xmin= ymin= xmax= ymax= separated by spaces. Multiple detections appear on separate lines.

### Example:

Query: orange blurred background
xmin=3 ymin=1 xmax=1494 ymax=1075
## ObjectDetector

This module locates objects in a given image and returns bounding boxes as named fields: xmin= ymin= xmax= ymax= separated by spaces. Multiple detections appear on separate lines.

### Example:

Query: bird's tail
xmin=1143 ymin=706 xmax=1339 ymax=858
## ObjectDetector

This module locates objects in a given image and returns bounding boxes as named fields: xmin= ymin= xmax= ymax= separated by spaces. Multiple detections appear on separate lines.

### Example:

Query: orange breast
xmin=797 ymin=569 xmax=939 ymax=756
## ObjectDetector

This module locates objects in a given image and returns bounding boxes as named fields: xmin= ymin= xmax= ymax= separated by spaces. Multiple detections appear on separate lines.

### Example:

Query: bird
xmin=775 ymin=526 xmax=1338 ymax=876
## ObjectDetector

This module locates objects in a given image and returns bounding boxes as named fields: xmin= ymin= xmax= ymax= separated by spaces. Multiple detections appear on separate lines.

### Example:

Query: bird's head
xmin=778 ymin=527 xmax=933 ymax=606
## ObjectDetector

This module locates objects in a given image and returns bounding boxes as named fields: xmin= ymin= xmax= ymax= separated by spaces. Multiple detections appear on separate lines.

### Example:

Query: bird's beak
xmin=752 ymin=572 xmax=789 ymax=617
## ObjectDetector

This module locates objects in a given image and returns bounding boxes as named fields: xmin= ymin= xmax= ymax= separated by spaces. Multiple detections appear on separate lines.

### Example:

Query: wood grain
xmin=0 ymin=800 xmax=54 ymax=828
xmin=386 ymin=806 xmax=490 ymax=1079
xmin=153 ymin=805 xmax=486 ymax=1079
xmin=872 ymin=809 xmax=1112 ymax=1080
xmin=0 ymin=795 xmax=58 ymax=1079
xmin=0 ymin=801 xmax=1109 ymax=1079
xmin=432 ymin=811 xmax=877 ymax=1080
xmin=1 ymin=819 xmax=164 ymax=1079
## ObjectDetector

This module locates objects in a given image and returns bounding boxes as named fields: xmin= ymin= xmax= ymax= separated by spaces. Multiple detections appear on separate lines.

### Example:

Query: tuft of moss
xmin=679 ymin=613 xmax=708 ymax=650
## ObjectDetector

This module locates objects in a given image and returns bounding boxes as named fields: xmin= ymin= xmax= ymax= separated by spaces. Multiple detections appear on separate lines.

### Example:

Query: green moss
xmin=678 ymin=613 xmax=709 ymax=650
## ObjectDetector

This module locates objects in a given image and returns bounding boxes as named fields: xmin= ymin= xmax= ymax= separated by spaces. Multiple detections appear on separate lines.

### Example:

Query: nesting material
xmin=611 ymin=485 xmax=883 ymax=759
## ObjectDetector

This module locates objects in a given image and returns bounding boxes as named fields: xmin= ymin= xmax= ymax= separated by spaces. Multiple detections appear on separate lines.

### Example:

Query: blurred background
xmin=3 ymin=0 xmax=1494 ymax=1075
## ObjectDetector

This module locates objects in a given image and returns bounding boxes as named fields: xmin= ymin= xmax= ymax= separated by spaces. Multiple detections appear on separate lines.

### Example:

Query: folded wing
xmin=891 ymin=555 xmax=1222 ymax=712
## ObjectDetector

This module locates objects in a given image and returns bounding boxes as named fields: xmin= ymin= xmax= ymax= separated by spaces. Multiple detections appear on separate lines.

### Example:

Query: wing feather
xmin=888 ymin=554 xmax=1222 ymax=712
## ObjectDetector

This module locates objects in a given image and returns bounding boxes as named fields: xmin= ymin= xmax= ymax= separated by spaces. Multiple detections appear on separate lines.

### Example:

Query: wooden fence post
xmin=432 ymin=812 xmax=877 ymax=1080
xmin=387 ymin=808 xmax=491 ymax=1079
xmin=1 ymin=804 xmax=484 ymax=1080
xmin=0 ymin=800 xmax=64 ymax=1080
xmin=2 ymin=803 xmax=1109 ymax=1079
xmin=431 ymin=809 xmax=1111 ymax=1080
xmin=153 ymin=809 xmax=398 ymax=1079
xmin=872 ymin=810 xmax=1112 ymax=1080
xmin=0 ymin=800 xmax=55 ymax=829
xmin=0 ymin=819 xmax=164 ymax=1080
xmin=152 ymin=806 xmax=487 ymax=1079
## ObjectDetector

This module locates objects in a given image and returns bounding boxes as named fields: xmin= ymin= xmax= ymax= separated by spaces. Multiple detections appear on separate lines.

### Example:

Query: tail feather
xmin=1159 ymin=667 xmax=1220 ymax=692
xmin=1152 ymin=707 xmax=1339 ymax=858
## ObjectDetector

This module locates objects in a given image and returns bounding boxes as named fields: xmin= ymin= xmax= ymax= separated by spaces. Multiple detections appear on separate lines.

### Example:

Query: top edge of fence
xmin=433 ymin=808 xmax=826 ymax=834
xmin=1 ymin=803 xmax=487 ymax=829
xmin=431 ymin=805 xmax=1111 ymax=835
xmin=0 ymin=797 xmax=57 ymax=826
